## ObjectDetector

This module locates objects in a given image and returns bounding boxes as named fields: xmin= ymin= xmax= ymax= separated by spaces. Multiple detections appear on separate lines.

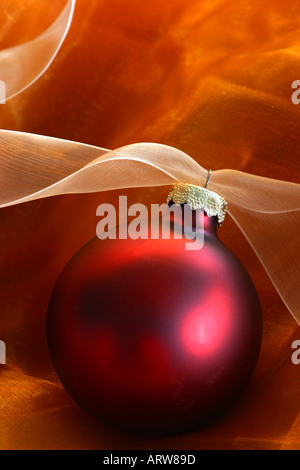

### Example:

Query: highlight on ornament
xmin=96 ymin=196 xmax=205 ymax=251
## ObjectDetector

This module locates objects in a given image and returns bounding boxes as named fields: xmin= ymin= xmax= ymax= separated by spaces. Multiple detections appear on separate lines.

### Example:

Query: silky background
xmin=0 ymin=0 xmax=299 ymax=449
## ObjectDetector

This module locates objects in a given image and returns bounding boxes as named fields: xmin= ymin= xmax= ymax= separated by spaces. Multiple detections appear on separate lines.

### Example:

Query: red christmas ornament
xmin=47 ymin=184 xmax=262 ymax=437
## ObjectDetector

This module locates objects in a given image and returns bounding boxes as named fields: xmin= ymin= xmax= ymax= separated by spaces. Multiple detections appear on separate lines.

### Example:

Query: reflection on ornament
xmin=47 ymin=190 xmax=262 ymax=437
xmin=181 ymin=286 xmax=233 ymax=357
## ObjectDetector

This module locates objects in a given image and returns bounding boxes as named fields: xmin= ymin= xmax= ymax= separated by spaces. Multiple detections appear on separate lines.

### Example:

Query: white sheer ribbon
xmin=0 ymin=129 xmax=299 ymax=325
xmin=0 ymin=0 xmax=75 ymax=101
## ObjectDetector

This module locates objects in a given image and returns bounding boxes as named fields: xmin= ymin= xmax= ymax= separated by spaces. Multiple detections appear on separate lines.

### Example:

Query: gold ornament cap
xmin=167 ymin=182 xmax=228 ymax=226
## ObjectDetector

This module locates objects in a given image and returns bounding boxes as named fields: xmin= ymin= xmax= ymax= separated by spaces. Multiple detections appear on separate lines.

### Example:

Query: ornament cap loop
xmin=167 ymin=182 xmax=228 ymax=225
xmin=204 ymin=169 xmax=212 ymax=189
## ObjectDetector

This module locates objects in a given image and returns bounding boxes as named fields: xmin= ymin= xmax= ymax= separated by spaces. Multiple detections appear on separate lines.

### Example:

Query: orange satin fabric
xmin=0 ymin=0 xmax=299 ymax=450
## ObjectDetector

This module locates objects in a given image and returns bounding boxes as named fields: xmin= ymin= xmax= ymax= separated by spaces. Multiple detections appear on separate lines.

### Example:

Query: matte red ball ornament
xmin=47 ymin=185 xmax=262 ymax=436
